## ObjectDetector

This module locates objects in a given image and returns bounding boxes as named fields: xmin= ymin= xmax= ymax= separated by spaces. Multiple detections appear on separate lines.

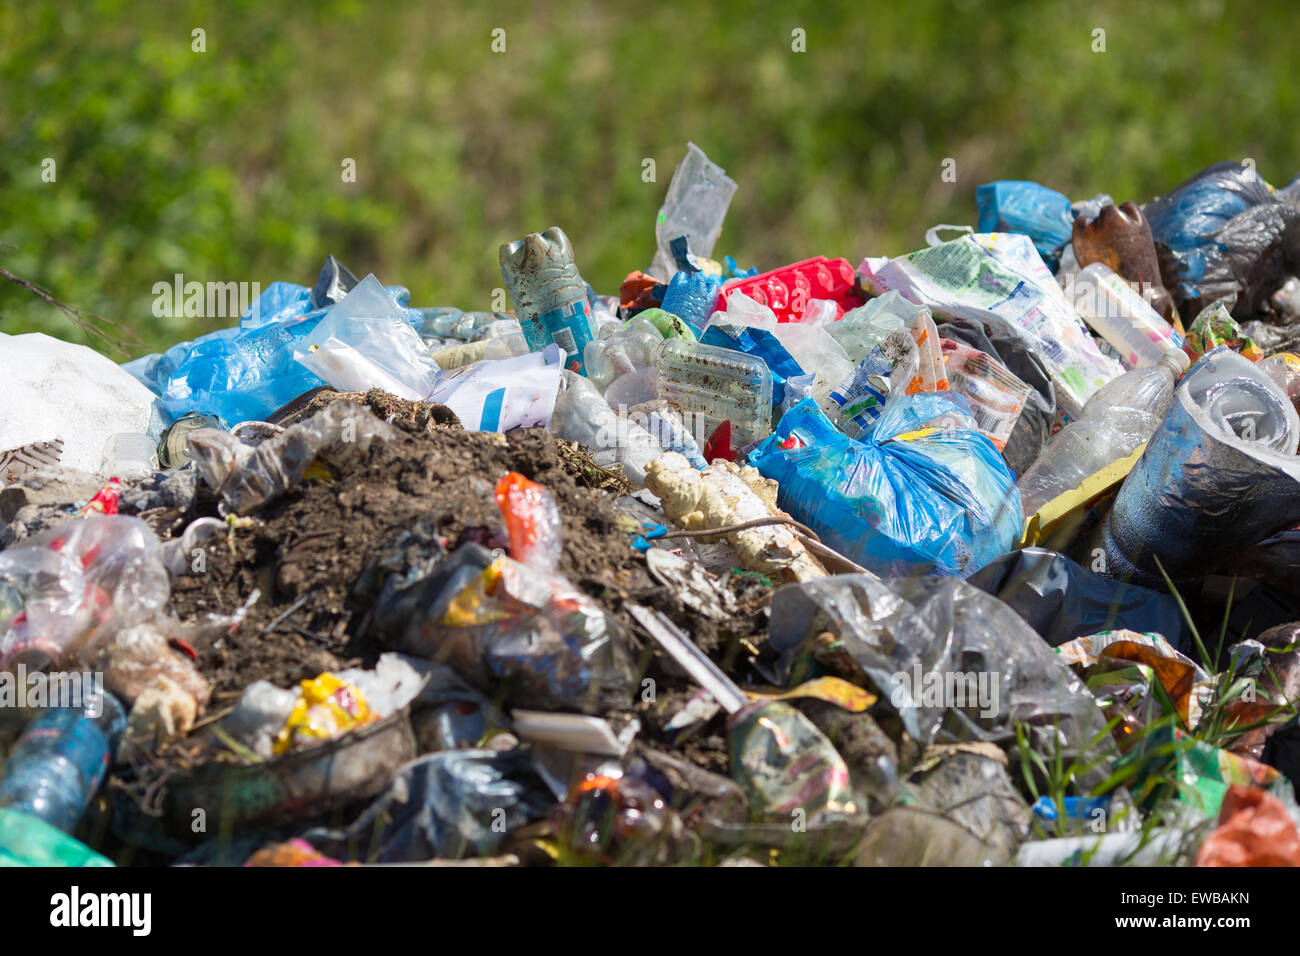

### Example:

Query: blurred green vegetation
xmin=2 ymin=0 xmax=1298 ymax=356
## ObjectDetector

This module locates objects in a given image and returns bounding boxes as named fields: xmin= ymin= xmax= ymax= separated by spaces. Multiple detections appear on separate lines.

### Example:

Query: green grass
xmin=3 ymin=0 xmax=1299 ymax=356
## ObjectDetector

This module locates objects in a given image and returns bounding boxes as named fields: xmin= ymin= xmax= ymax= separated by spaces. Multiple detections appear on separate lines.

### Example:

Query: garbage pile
xmin=5 ymin=145 xmax=1300 ymax=867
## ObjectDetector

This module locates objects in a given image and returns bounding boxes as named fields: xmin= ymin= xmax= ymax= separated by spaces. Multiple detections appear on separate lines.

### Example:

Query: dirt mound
xmin=169 ymin=392 xmax=656 ymax=699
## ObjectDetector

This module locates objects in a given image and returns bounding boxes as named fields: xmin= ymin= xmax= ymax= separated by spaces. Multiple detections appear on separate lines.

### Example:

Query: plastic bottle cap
xmin=1160 ymin=348 xmax=1191 ymax=376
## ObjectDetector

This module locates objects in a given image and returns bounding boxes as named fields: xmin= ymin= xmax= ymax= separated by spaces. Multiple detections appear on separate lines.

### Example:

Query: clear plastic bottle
xmin=1071 ymin=263 xmax=1190 ymax=374
xmin=660 ymin=271 xmax=723 ymax=332
xmin=549 ymin=372 xmax=663 ymax=485
xmin=1017 ymin=364 xmax=1178 ymax=516
xmin=499 ymin=226 xmax=596 ymax=374
xmin=0 ymin=687 xmax=125 ymax=834
xmin=583 ymin=315 xmax=664 ymax=392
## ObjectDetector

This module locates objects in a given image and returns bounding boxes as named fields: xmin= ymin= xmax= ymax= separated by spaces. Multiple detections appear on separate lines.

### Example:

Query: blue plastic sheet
xmin=749 ymin=393 xmax=1022 ymax=577
xmin=123 ymin=278 xmax=424 ymax=424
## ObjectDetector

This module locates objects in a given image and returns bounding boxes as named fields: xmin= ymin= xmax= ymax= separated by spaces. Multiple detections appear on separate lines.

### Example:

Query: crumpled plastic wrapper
xmin=187 ymin=401 xmax=394 ymax=515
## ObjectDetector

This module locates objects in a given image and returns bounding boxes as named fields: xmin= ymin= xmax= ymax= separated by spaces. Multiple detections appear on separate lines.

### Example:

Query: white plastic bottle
xmin=1072 ymin=262 xmax=1190 ymax=375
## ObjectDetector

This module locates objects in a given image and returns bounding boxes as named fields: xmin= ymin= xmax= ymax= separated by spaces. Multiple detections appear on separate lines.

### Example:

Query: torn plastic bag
xmin=1195 ymin=784 xmax=1300 ymax=867
xmin=826 ymin=290 xmax=922 ymax=363
xmin=767 ymin=574 xmax=1112 ymax=758
xmin=935 ymin=316 xmax=1056 ymax=476
xmin=150 ymin=277 xmax=422 ymax=425
xmin=0 ymin=514 xmax=171 ymax=670
xmin=861 ymin=232 xmax=1123 ymax=417
xmin=966 ymin=548 xmax=1188 ymax=651
xmin=367 ymin=546 xmax=634 ymax=714
xmin=975 ymin=180 xmax=1074 ymax=267
xmin=1144 ymin=161 xmax=1300 ymax=319
xmin=908 ymin=745 xmax=1030 ymax=859
xmin=299 ymin=749 xmax=552 ymax=863
xmin=650 ymin=143 xmax=737 ymax=281
xmin=1096 ymin=347 xmax=1300 ymax=587
xmin=748 ymin=393 xmax=1022 ymax=578
xmin=186 ymin=401 xmax=394 ymax=515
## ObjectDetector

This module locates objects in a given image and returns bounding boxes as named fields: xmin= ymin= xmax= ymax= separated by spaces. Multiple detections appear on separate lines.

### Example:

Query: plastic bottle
xmin=1070 ymin=263 xmax=1190 ymax=375
xmin=660 ymin=271 xmax=723 ymax=333
xmin=1070 ymin=200 xmax=1177 ymax=324
xmin=0 ymin=688 xmax=126 ymax=834
xmin=549 ymin=372 xmax=663 ymax=485
xmin=1017 ymin=365 xmax=1178 ymax=516
xmin=499 ymin=226 xmax=596 ymax=374
xmin=1259 ymin=353 xmax=1300 ymax=413
xmin=583 ymin=315 xmax=664 ymax=392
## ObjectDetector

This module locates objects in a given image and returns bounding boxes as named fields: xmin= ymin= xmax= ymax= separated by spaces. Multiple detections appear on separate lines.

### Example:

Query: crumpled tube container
xmin=1098 ymin=347 xmax=1300 ymax=587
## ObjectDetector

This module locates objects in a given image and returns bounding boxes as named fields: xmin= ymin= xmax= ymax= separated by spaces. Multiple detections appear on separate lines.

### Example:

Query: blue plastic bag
xmin=130 ymin=277 xmax=425 ymax=424
xmin=975 ymin=181 xmax=1074 ymax=267
xmin=749 ymin=394 xmax=1022 ymax=577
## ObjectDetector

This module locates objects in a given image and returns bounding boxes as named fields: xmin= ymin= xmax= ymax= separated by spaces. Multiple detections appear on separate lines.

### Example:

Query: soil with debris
xmin=166 ymin=388 xmax=771 ymax=711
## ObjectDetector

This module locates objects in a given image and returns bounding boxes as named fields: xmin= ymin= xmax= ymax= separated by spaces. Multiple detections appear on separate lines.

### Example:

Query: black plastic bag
xmin=299 ymin=750 xmax=553 ymax=862
xmin=1144 ymin=161 xmax=1300 ymax=320
xmin=967 ymin=547 xmax=1188 ymax=652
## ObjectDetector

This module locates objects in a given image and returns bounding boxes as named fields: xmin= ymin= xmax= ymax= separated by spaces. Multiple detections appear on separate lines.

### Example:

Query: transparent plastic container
xmin=654 ymin=339 xmax=773 ymax=449
xmin=1071 ymin=263 xmax=1189 ymax=374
